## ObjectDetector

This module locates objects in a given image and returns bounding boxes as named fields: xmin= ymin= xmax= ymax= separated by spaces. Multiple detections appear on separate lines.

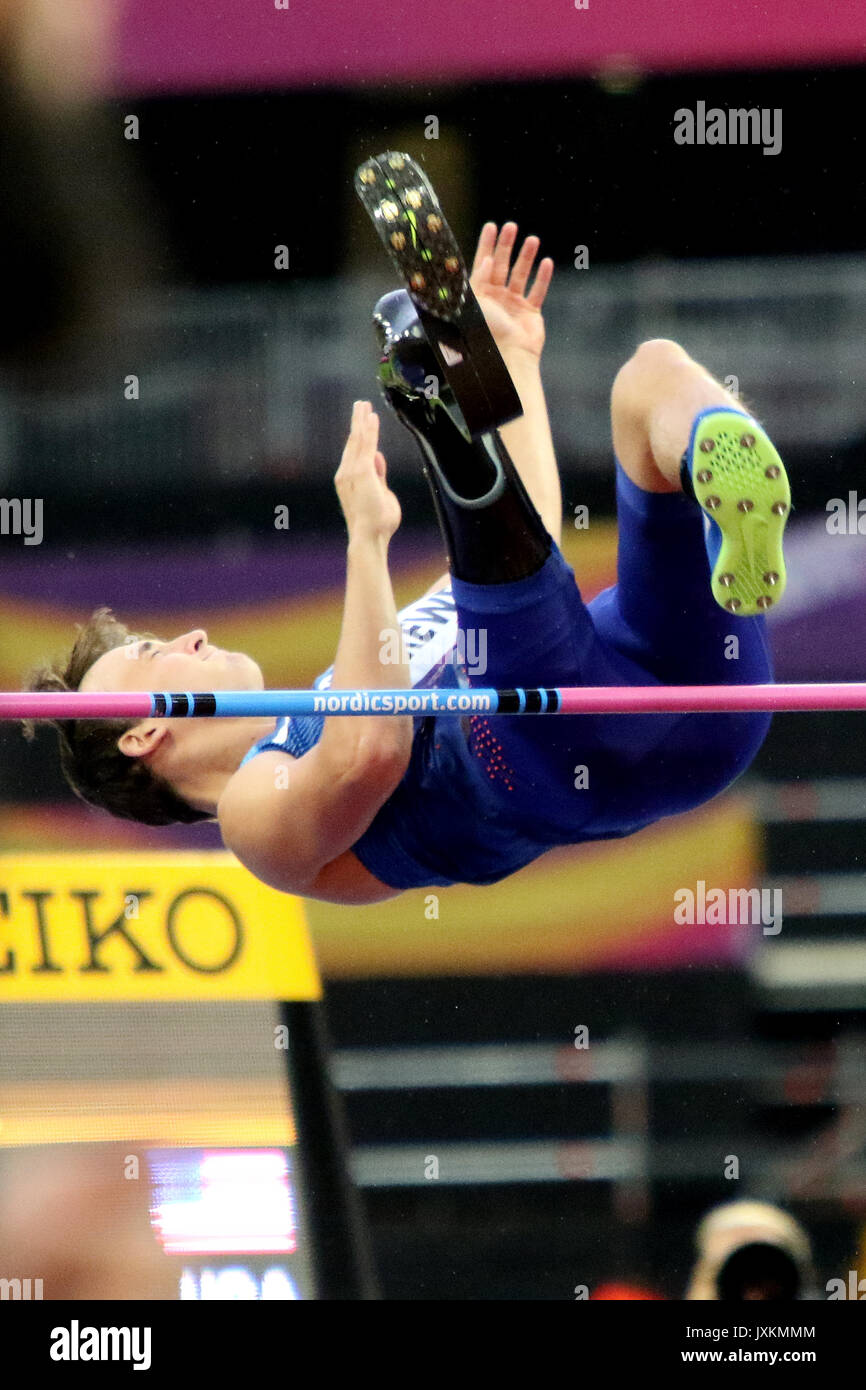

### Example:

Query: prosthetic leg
xmin=357 ymin=153 xmax=552 ymax=585
xmin=372 ymin=289 xmax=551 ymax=584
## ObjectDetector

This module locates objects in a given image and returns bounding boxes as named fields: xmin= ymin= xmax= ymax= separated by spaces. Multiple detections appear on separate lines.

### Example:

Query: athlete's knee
xmin=610 ymin=341 xmax=694 ymax=470
xmin=631 ymin=337 xmax=689 ymax=366
xmin=613 ymin=339 xmax=690 ymax=396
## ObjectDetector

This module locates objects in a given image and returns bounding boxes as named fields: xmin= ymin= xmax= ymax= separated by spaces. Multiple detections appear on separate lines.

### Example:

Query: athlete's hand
xmin=335 ymin=401 xmax=402 ymax=544
xmin=470 ymin=223 xmax=554 ymax=362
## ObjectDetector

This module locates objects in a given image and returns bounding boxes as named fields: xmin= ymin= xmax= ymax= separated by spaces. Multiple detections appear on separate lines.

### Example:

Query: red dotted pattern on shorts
xmin=468 ymin=714 xmax=516 ymax=791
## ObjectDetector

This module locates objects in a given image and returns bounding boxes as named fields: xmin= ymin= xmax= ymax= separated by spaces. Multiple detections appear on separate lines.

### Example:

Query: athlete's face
xmin=80 ymin=629 xmax=265 ymax=695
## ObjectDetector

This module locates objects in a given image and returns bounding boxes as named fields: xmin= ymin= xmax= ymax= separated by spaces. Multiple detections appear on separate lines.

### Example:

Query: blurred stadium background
xmin=2 ymin=0 xmax=866 ymax=1298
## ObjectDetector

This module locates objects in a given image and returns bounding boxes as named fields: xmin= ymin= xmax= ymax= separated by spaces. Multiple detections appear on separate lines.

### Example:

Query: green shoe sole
xmin=690 ymin=411 xmax=791 ymax=617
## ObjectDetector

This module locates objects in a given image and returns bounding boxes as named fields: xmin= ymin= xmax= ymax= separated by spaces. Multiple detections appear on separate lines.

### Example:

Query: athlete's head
xmin=22 ymin=608 xmax=265 ymax=825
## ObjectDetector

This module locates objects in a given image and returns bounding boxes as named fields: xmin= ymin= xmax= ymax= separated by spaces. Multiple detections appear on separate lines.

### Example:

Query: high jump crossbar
xmin=3 ymin=684 xmax=866 ymax=720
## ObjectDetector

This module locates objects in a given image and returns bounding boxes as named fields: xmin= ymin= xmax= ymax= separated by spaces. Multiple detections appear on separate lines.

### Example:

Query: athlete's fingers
xmin=526 ymin=256 xmax=554 ymax=309
xmin=373 ymin=450 xmax=387 ymax=480
xmin=357 ymin=408 xmax=380 ymax=466
xmin=471 ymin=222 xmax=498 ymax=280
xmin=338 ymin=401 xmax=372 ymax=472
xmin=366 ymin=410 xmax=380 ymax=453
xmin=352 ymin=401 xmax=372 ymax=445
xmin=475 ymin=253 xmax=495 ymax=288
xmin=344 ymin=401 xmax=364 ymax=454
xmin=490 ymin=221 xmax=518 ymax=286
xmin=507 ymin=235 xmax=541 ymax=299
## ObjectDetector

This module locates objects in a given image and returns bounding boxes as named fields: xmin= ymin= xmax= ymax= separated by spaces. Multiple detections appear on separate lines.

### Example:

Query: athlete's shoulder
xmin=218 ymin=737 xmax=345 ymax=897
xmin=218 ymin=727 xmax=408 ymax=898
xmin=239 ymin=718 xmax=289 ymax=769
xmin=241 ymin=713 xmax=326 ymax=769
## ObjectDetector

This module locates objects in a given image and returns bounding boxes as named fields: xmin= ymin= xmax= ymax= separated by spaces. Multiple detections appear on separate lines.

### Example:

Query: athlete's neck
xmin=159 ymin=716 xmax=276 ymax=818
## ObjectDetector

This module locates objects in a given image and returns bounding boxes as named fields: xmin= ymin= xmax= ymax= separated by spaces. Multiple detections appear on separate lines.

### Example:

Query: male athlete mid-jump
xmin=25 ymin=154 xmax=791 ymax=903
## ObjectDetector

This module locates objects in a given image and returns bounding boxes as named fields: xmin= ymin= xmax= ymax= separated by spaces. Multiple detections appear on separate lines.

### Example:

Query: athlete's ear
xmin=117 ymin=721 xmax=169 ymax=760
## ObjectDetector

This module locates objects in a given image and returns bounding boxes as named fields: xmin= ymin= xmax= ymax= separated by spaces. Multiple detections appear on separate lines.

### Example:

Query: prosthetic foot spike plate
xmin=355 ymin=151 xmax=523 ymax=437
xmin=354 ymin=152 xmax=469 ymax=320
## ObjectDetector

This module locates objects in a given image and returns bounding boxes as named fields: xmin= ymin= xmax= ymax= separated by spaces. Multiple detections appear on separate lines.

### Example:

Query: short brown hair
xmin=21 ymin=607 xmax=210 ymax=826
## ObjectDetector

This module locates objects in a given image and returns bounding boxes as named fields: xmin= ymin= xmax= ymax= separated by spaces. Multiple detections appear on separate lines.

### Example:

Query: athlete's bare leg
xmin=610 ymin=338 xmax=753 ymax=493
xmin=610 ymin=339 xmax=791 ymax=615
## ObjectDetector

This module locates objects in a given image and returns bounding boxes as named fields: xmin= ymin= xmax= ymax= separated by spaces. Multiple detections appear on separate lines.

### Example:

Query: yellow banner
xmin=0 ymin=1080 xmax=297 ymax=1148
xmin=0 ymin=853 xmax=320 ymax=1002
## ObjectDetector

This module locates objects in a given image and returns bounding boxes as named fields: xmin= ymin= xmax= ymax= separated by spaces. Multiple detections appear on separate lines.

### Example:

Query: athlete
xmin=24 ymin=159 xmax=791 ymax=904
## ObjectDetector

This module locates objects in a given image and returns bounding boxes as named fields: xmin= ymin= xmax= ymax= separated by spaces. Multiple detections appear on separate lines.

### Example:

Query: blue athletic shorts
xmin=449 ymin=459 xmax=774 ymax=842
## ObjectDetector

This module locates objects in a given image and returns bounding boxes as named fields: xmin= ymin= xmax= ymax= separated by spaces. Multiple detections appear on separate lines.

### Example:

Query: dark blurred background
xmin=3 ymin=65 xmax=866 ymax=538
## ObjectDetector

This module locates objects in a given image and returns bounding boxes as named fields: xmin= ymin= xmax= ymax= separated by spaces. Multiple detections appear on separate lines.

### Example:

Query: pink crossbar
xmin=3 ymin=683 xmax=866 ymax=721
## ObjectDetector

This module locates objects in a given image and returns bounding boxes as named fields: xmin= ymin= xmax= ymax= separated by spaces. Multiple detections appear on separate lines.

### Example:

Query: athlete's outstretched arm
xmin=323 ymin=402 xmax=413 ymax=771
xmin=219 ymin=403 xmax=412 ymax=894
xmin=471 ymin=223 xmax=562 ymax=545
